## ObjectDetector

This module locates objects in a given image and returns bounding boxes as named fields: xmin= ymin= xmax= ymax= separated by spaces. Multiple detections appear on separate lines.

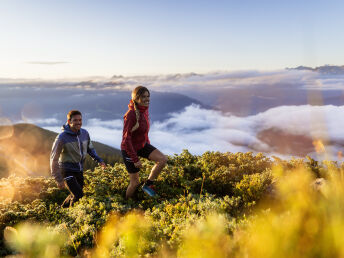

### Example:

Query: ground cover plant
xmin=0 ymin=150 xmax=341 ymax=257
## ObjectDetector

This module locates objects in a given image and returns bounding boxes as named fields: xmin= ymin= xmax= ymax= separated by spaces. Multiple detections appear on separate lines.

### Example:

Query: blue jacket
xmin=50 ymin=124 xmax=103 ymax=184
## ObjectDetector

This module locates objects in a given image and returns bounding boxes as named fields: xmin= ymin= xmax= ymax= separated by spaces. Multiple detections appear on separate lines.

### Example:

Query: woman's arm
xmin=122 ymin=111 xmax=140 ymax=163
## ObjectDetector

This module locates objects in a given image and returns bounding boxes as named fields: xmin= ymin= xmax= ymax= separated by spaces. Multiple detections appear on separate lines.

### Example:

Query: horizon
xmin=0 ymin=64 xmax=342 ymax=81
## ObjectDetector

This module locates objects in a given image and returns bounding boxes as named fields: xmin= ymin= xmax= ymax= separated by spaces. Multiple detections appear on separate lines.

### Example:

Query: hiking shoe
xmin=142 ymin=184 xmax=158 ymax=198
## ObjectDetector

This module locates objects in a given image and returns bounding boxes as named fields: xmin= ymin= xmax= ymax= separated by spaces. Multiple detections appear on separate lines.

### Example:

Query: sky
xmin=1 ymin=0 xmax=344 ymax=79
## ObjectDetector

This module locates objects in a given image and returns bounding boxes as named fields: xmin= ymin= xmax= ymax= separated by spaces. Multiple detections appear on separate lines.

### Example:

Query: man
xmin=50 ymin=110 xmax=106 ymax=207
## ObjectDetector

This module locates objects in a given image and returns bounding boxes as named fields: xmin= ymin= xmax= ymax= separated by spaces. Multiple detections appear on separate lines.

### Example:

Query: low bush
xmin=1 ymin=151 xmax=342 ymax=257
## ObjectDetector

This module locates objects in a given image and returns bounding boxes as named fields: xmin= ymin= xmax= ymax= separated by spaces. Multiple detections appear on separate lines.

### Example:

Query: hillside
xmin=0 ymin=123 xmax=121 ymax=178
xmin=0 ymin=151 xmax=342 ymax=257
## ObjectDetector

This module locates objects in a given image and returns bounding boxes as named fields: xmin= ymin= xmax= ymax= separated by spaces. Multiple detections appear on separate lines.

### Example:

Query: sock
xmin=145 ymin=179 xmax=154 ymax=186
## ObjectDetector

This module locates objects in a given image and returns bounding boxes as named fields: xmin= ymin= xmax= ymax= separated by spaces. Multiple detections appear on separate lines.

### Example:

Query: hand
xmin=100 ymin=162 xmax=106 ymax=170
xmin=57 ymin=181 xmax=65 ymax=189
xmin=134 ymin=160 xmax=142 ymax=168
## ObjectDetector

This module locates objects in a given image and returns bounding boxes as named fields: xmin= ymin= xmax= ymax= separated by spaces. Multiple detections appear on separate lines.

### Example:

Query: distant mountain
xmin=0 ymin=83 xmax=211 ymax=125
xmin=0 ymin=123 xmax=121 ymax=178
xmin=288 ymin=65 xmax=344 ymax=75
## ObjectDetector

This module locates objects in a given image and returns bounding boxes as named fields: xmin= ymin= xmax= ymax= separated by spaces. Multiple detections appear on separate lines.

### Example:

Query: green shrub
xmin=234 ymin=171 xmax=273 ymax=203
xmin=2 ymin=150 xmax=341 ymax=256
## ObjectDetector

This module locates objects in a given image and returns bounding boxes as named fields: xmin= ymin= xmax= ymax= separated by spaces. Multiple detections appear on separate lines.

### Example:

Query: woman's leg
xmin=126 ymin=172 xmax=140 ymax=199
xmin=147 ymin=149 xmax=167 ymax=180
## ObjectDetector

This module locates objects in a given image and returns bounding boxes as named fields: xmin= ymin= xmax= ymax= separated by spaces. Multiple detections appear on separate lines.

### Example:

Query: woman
xmin=121 ymin=86 xmax=167 ymax=199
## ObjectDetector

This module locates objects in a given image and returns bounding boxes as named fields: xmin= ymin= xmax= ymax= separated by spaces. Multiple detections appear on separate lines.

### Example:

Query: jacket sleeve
xmin=122 ymin=111 xmax=139 ymax=163
xmin=147 ymin=119 xmax=150 ymax=144
xmin=87 ymin=133 xmax=104 ymax=163
xmin=50 ymin=135 xmax=64 ymax=184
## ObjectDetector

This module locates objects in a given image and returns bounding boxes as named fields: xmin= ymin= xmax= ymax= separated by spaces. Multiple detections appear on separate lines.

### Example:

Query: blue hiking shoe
xmin=142 ymin=184 xmax=158 ymax=198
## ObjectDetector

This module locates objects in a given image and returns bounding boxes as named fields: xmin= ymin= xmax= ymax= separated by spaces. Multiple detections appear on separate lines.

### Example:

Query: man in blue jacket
xmin=50 ymin=110 xmax=106 ymax=207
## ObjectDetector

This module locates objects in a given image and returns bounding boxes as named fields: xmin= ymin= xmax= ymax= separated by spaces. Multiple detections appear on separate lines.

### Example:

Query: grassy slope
xmin=0 ymin=150 xmax=339 ymax=257
xmin=0 ymin=151 xmax=273 ymax=255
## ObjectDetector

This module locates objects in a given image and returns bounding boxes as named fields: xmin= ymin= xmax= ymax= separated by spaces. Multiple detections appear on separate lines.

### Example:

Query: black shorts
xmin=121 ymin=143 xmax=157 ymax=173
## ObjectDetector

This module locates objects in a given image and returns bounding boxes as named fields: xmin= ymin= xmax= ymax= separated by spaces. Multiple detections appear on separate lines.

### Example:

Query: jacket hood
xmin=62 ymin=123 xmax=80 ymax=135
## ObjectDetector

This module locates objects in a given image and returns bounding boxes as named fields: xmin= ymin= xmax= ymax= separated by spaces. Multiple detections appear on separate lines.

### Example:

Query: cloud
xmin=22 ymin=118 xmax=60 ymax=125
xmin=43 ymin=104 xmax=344 ymax=160
xmin=7 ymin=69 xmax=339 ymax=117
xmin=26 ymin=61 xmax=70 ymax=65
xmin=2 ymin=68 xmax=344 ymax=91
xmin=5 ymin=68 xmax=344 ymax=160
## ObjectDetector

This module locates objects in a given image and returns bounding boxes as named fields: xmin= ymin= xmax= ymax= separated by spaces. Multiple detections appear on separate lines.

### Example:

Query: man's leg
xmin=75 ymin=173 xmax=84 ymax=193
xmin=61 ymin=194 xmax=73 ymax=208
xmin=64 ymin=173 xmax=83 ymax=206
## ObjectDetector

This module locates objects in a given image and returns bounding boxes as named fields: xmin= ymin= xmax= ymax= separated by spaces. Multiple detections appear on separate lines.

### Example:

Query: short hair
xmin=67 ymin=110 xmax=82 ymax=120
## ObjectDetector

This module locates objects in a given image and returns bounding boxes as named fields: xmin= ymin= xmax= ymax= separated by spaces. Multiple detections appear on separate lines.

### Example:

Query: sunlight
xmin=313 ymin=139 xmax=325 ymax=153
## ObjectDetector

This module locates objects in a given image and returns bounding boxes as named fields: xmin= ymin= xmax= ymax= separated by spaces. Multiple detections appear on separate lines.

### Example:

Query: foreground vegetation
xmin=0 ymin=150 xmax=343 ymax=257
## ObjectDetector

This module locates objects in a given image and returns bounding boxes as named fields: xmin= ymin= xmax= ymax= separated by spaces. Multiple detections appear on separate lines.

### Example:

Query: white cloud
xmin=30 ymin=69 xmax=344 ymax=160
xmin=26 ymin=61 xmax=69 ymax=65
xmin=64 ymin=104 xmax=344 ymax=161
xmin=87 ymin=118 xmax=123 ymax=129
xmin=253 ymin=105 xmax=344 ymax=140
xmin=3 ymin=69 xmax=344 ymax=92
xmin=23 ymin=118 xmax=60 ymax=125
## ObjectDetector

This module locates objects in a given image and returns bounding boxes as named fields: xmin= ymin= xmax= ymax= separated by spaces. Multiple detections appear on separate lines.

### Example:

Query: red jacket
xmin=121 ymin=100 xmax=150 ymax=163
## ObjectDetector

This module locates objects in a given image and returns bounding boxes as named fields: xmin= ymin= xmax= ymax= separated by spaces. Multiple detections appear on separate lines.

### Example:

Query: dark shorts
xmin=121 ymin=143 xmax=157 ymax=173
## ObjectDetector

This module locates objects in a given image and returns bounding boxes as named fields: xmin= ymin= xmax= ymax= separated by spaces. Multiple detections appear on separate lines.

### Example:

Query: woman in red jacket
xmin=121 ymin=86 xmax=167 ymax=199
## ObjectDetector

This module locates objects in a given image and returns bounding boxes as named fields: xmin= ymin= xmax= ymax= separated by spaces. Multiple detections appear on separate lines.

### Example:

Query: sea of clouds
xmin=2 ymin=68 xmax=344 ymax=160
xmin=44 ymin=103 xmax=344 ymax=160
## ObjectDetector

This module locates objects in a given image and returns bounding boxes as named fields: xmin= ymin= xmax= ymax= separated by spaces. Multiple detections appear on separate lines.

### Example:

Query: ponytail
xmin=131 ymin=101 xmax=140 ymax=132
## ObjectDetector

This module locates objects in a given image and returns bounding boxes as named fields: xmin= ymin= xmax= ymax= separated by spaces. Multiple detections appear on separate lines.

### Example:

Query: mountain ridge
xmin=287 ymin=65 xmax=344 ymax=75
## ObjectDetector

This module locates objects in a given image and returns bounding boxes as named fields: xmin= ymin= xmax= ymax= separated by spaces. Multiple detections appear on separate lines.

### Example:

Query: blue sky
xmin=1 ymin=0 xmax=343 ymax=79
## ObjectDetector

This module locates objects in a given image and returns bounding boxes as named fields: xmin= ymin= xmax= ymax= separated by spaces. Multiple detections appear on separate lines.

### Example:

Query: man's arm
xmin=50 ymin=135 xmax=65 ymax=188
xmin=87 ymin=134 xmax=106 ymax=168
